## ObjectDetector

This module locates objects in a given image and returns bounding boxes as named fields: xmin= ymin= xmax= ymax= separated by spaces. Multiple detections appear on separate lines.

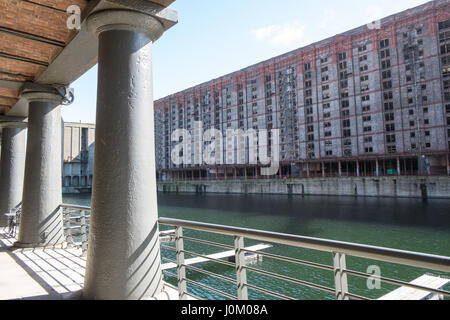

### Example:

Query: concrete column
xmin=15 ymin=89 xmax=64 ymax=247
xmin=322 ymin=162 xmax=325 ymax=178
xmin=375 ymin=159 xmax=380 ymax=177
xmin=83 ymin=9 xmax=174 ymax=300
xmin=0 ymin=128 xmax=26 ymax=227
xmin=356 ymin=160 xmax=360 ymax=177
xmin=306 ymin=163 xmax=310 ymax=178
xmin=397 ymin=158 xmax=401 ymax=176
xmin=338 ymin=161 xmax=342 ymax=177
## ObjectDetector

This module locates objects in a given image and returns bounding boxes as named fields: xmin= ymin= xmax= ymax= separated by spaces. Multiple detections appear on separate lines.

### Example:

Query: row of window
xmin=440 ymin=19 xmax=450 ymax=146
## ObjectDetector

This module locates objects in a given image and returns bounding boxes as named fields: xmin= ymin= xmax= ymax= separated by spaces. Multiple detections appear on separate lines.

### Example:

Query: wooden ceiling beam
xmin=0 ymin=26 xmax=65 ymax=48
xmin=0 ymin=52 xmax=49 ymax=67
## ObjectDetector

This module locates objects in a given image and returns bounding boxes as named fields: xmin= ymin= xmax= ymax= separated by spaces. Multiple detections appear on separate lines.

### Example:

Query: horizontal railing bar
xmin=243 ymin=248 xmax=334 ymax=271
xmin=63 ymin=226 xmax=82 ymax=230
xmin=63 ymin=215 xmax=90 ymax=220
xmin=344 ymin=269 xmax=450 ymax=297
xmin=185 ymin=278 xmax=237 ymax=300
xmin=158 ymin=217 xmax=450 ymax=273
xmin=61 ymin=204 xmax=92 ymax=211
xmin=183 ymin=264 xmax=236 ymax=284
xmin=244 ymin=283 xmax=294 ymax=300
xmin=162 ymin=257 xmax=177 ymax=264
xmin=63 ymin=215 xmax=89 ymax=219
xmin=62 ymin=212 xmax=82 ymax=215
xmin=344 ymin=292 xmax=370 ymax=301
xmin=181 ymin=236 xmax=234 ymax=250
xmin=244 ymin=266 xmax=335 ymax=295
xmin=181 ymin=249 xmax=236 ymax=268
xmin=161 ymin=245 xmax=176 ymax=252
xmin=162 ymin=270 xmax=178 ymax=279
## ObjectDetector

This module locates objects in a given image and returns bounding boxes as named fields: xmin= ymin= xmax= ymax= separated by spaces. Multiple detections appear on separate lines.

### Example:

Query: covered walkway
xmin=0 ymin=228 xmax=183 ymax=300
xmin=0 ymin=228 xmax=86 ymax=300
xmin=0 ymin=0 xmax=179 ymax=300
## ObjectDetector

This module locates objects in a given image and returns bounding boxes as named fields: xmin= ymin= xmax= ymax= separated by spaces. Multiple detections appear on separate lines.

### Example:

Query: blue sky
xmin=62 ymin=0 xmax=430 ymax=124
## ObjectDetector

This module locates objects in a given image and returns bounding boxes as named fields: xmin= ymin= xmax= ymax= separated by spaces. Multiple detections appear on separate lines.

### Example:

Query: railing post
xmin=333 ymin=252 xmax=349 ymax=300
xmin=234 ymin=236 xmax=248 ymax=300
xmin=175 ymin=226 xmax=187 ymax=300
xmin=80 ymin=210 xmax=88 ymax=256
xmin=63 ymin=209 xmax=73 ymax=247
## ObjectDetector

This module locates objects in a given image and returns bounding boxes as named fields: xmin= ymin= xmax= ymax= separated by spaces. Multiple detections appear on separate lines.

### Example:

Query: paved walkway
xmin=0 ymin=228 xmax=86 ymax=300
xmin=0 ymin=228 xmax=191 ymax=300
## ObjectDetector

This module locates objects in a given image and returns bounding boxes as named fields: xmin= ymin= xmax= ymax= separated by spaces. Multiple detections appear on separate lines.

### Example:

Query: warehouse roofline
xmin=154 ymin=0 xmax=449 ymax=106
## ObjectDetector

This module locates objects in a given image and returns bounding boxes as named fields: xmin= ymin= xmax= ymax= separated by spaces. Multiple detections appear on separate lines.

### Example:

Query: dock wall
xmin=157 ymin=176 xmax=450 ymax=199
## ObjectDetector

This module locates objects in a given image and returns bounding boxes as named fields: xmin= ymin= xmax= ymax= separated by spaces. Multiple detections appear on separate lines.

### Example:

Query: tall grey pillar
xmin=356 ymin=160 xmax=360 ymax=177
xmin=15 ymin=89 xmax=64 ymax=247
xmin=338 ymin=161 xmax=342 ymax=177
xmin=375 ymin=159 xmax=380 ymax=177
xmin=83 ymin=10 xmax=175 ymax=300
xmin=0 ymin=128 xmax=26 ymax=227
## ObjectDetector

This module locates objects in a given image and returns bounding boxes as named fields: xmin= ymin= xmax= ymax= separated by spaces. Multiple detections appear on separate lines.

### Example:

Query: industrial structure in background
xmin=62 ymin=121 xmax=95 ymax=193
xmin=155 ymin=0 xmax=450 ymax=182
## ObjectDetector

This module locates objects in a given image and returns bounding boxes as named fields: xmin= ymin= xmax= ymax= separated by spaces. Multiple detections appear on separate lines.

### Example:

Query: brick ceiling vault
xmin=0 ymin=0 xmax=89 ymax=116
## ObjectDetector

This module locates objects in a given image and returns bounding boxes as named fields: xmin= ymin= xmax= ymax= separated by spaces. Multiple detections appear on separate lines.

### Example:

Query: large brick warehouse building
xmin=155 ymin=0 xmax=450 ymax=181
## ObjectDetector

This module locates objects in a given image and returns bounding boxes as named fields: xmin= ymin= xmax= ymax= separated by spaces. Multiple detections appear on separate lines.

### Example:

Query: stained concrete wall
xmin=158 ymin=176 xmax=450 ymax=199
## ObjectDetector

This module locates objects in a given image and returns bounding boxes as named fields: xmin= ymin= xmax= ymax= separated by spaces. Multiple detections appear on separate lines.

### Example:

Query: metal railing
xmin=159 ymin=217 xmax=450 ymax=301
xmin=60 ymin=204 xmax=450 ymax=300
xmin=3 ymin=204 xmax=21 ymax=238
xmin=61 ymin=204 xmax=91 ymax=255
